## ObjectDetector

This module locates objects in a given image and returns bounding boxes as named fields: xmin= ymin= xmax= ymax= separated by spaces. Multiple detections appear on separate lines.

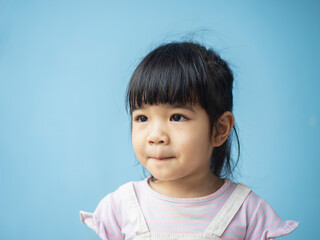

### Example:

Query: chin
xmin=149 ymin=173 xmax=181 ymax=182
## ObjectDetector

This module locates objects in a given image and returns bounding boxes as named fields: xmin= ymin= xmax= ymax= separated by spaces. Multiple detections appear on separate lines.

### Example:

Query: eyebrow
xmin=170 ymin=104 xmax=195 ymax=112
xmin=132 ymin=106 xmax=145 ymax=111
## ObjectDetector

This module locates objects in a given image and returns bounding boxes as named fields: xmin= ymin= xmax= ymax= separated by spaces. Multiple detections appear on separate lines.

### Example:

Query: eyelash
xmin=170 ymin=114 xmax=187 ymax=122
xmin=134 ymin=114 xmax=188 ymax=122
xmin=134 ymin=115 xmax=148 ymax=122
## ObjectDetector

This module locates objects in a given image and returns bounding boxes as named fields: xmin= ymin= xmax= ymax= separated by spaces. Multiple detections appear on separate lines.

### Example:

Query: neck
xmin=148 ymin=170 xmax=224 ymax=198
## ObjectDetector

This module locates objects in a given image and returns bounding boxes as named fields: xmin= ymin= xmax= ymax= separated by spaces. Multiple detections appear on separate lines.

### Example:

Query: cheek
xmin=131 ymin=129 xmax=145 ymax=156
xmin=177 ymin=128 xmax=212 ymax=157
xmin=131 ymin=136 xmax=140 ymax=153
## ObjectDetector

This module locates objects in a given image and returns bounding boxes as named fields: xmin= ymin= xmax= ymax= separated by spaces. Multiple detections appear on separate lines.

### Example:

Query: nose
xmin=147 ymin=124 xmax=169 ymax=145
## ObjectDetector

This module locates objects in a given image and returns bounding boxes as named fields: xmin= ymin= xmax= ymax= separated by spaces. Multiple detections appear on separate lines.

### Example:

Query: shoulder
xmin=99 ymin=178 xmax=147 ymax=204
xmin=232 ymin=182 xmax=278 ymax=221
xmin=224 ymin=180 xmax=272 ymax=210
xmin=80 ymin=180 xmax=146 ymax=239
xmin=243 ymin=188 xmax=267 ymax=211
xmin=231 ymin=182 xmax=299 ymax=239
xmin=101 ymin=178 xmax=148 ymax=207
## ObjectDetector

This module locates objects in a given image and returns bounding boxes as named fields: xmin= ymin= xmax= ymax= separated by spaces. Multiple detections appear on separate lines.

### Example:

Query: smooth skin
xmin=131 ymin=103 xmax=234 ymax=198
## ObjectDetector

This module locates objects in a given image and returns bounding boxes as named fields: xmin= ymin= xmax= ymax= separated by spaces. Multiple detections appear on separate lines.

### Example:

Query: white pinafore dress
xmin=119 ymin=182 xmax=251 ymax=240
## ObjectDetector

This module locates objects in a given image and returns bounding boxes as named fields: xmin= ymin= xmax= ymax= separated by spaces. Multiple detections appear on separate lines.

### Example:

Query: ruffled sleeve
xmin=80 ymin=211 xmax=108 ymax=239
xmin=80 ymin=193 xmax=124 ymax=240
xmin=244 ymin=193 xmax=299 ymax=239
xmin=263 ymin=220 xmax=299 ymax=238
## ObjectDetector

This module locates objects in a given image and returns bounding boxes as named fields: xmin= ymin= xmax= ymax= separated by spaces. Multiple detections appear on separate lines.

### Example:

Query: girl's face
xmin=131 ymin=103 xmax=215 ymax=183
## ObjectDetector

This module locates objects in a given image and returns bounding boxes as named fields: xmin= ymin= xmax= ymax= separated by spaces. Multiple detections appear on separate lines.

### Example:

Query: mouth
xmin=150 ymin=156 xmax=174 ymax=161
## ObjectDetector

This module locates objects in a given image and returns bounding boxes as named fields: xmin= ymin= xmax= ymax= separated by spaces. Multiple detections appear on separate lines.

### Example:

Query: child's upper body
xmin=80 ymin=42 xmax=299 ymax=239
xmin=80 ymin=178 xmax=298 ymax=240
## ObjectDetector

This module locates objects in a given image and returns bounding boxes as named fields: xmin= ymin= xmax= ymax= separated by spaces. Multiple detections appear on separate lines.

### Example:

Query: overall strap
xmin=118 ymin=182 xmax=150 ymax=236
xmin=204 ymin=183 xmax=251 ymax=238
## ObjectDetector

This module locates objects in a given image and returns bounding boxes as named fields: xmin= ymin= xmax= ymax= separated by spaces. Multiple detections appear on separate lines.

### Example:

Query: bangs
xmin=126 ymin=42 xmax=210 ymax=112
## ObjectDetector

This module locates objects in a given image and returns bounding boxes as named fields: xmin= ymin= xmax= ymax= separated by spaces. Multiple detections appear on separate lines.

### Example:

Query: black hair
xmin=126 ymin=41 xmax=239 ymax=178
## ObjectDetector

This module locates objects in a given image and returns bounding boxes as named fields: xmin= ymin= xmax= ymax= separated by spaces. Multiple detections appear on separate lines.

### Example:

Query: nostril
xmin=148 ymin=138 xmax=165 ymax=145
xmin=148 ymin=140 xmax=163 ymax=144
xmin=147 ymin=133 xmax=169 ymax=145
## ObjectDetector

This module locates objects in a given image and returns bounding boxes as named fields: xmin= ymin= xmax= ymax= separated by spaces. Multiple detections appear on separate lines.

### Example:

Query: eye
xmin=170 ymin=114 xmax=187 ymax=122
xmin=135 ymin=115 xmax=148 ymax=122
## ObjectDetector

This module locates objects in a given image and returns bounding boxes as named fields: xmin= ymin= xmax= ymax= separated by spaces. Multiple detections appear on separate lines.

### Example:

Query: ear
xmin=211 ymin=111 xmax=235 ymax=147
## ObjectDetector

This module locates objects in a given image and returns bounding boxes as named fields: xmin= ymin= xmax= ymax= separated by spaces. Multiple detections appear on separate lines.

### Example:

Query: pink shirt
xmin=80 ymin=178 xmax=298 ymax=240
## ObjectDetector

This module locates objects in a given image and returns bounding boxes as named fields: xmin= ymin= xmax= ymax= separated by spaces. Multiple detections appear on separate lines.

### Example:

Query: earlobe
xmin=212 ymin=111 xmax=235 ymax=147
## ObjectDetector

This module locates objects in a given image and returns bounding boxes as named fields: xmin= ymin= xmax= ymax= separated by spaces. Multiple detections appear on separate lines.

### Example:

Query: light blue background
xmin=1 ymin=0 xmax=319 ymax=239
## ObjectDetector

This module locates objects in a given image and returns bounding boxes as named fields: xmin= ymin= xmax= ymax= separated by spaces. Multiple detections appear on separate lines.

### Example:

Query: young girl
xmin=80 ymin=42 xmax=299 ymax=239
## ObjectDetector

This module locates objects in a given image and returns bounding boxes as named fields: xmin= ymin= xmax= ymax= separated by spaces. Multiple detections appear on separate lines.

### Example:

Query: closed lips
xmin=150 ymin=156 xmax=173 ymax=160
